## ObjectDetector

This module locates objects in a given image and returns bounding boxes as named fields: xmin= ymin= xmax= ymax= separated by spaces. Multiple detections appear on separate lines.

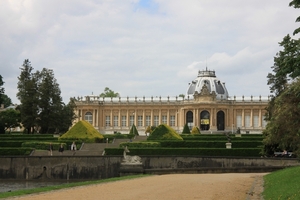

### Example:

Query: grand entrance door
xmin=200 ymin=110 xmax=210 ymax=130
xmin=217 ymin=111 xmax=225 ymax=130
xmin=186 ymin=111 xmax=193 ymax=129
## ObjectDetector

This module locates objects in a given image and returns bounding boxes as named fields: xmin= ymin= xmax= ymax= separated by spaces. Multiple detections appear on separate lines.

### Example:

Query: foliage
xmin=21 ymin=141 xmax=66 ymax=150
xmin=0 ymin=108 xmax=21 ymax=133
xmin=17 ymin=59 xmax=39 ymax=134
xmin=182 ymin=123 xmax=191 ymax=134
xmin=59 ymin=120 xmax=104 ymax=143
xmin=0 ymin=147 xmax=34 ymax=155
xmin=0 ymin=94 xmax=12 ymax=108
xmin=129 ymin=124 xmax=139 ymax=135
xmin=145 ymin=126 xmax=151 ymax=134
xmin=263 ymin=166 xmax=300 ymax=199
xmin=191 ymin=126 xmax=201 ymax=134
xmin=99 ymin=87 xmax=120 ymax=98
xmin=264 ymin=1 xmax=300 ymax=157
xmin=16 ymin=60 xmax=76 ymax=134
xmin=263 ymin=80 xmax=300 ymax=156
xmin=147 ymin=124 xmax=183 ymax=141
xmin=119 ymin=142 xmax=161 ymax=148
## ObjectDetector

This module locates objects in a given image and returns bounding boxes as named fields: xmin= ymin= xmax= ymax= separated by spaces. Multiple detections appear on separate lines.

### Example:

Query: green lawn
xmin=263 ymin=166 xmax=300 ymax=200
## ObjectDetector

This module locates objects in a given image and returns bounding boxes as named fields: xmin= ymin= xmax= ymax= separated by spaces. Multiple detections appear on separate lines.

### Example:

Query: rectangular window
xmin=138 ymin=115 xmax=143 ymax=127
xmin=170 ymin=115 xmax=175 ymax=126
xmin=145 ymin=115 xmax=151 ymax=126
xmin=121 ymin=116 xmax=127 ymax=127
xmin=253 ymin=115 xmax=259 ymax=128
xmin=105 ymin=116 xmax=110 ymax=127
xmin=236 ymin=115 xmax=242 ymax=128
xmin=162 ymin=115 xmax=167 ymax=124
xmin=245 ymin=115 xmax=250 ymax=128
xmin=154 ymin=115 xmax=159 ymax=126
xmin=113 ymin=116 xmax=118 ymax=127
xmin=130 ymin=115 xmax=134 ymax=126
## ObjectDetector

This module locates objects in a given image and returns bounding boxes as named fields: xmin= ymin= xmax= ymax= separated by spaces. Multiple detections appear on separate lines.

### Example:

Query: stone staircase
xmin=30 ymin=136 xmax=148 ymax=156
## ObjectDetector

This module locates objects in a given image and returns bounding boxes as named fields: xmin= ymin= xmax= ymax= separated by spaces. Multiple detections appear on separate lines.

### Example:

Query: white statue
xmin=123 ymin=146 xmax=142 ymax=164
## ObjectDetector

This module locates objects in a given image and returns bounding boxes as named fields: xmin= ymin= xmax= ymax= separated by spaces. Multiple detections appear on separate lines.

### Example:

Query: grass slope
xmin=59 ymin=120 xmax=103 ymax=142
xmin=147 ymin=124 xmax=183 ymax=140
xmin=263 ymin=166 xmax=300 ymax=199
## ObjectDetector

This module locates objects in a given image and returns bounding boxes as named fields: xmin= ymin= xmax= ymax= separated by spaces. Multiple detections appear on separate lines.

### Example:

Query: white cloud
xmin=0 ymin=0 xmax=298 ymax=103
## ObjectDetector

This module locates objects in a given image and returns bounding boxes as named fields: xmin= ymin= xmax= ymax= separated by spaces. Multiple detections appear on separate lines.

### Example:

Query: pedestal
xmin=226 ymin=143 xmax=232 ymax=149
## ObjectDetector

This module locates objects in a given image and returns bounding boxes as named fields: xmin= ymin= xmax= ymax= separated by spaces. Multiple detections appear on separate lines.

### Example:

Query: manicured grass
xmin=263 ymin=166 xmax=300 ymax=200
xmin=0 ymin=175 xmax=151 ymax=199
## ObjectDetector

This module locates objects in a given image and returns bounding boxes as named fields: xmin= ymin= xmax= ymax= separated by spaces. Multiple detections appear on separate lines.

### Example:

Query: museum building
xmin=74 ymin=69 xmax=269 ymax=134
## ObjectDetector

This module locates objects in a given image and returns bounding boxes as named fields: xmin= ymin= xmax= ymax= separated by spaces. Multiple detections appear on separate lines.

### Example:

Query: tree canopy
xmin=16 ymin=59 xmax=76 ymax=134
xmin=263 ymin=1 xmax=300 ymax=156
xmin=99 ymin=87 xmax=120 ymax=98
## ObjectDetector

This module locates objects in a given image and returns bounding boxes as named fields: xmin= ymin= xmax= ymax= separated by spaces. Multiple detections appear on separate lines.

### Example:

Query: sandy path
xmin=9 ymin=173 xmax=267 ymax=200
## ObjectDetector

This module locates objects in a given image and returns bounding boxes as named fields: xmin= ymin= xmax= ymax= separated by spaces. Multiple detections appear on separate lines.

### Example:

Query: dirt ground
xmin=9 ymin=173 xmax=267 ymax=200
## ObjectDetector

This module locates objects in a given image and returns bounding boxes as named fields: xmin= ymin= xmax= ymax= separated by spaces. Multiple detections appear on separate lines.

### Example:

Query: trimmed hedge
xmin=0 ymin=141 xmax=24 ymax=147
xmin=119 ymin=142 xmax=161 ymax=148
xmin=159 ymin=141 xmax=262 ymax=148
xmin=0 ymin=147 xmax=34 ymax=155
xmin=0 ymin=134 xmax=54 ymax=138
xmin=22 ymin=142 xmax=67 ymax=151
xmin=104 ymin=147 xmax=262 ymax=157
xmin=0 ymin=137 xmax=57 ymax=141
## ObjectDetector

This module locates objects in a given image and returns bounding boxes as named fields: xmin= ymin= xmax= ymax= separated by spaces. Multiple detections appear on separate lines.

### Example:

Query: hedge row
xmin=0 ymin=134 xmax=54 ymax=137
xmin=0 ymin=141 xmax=24 ymax=147
xmin=104 ymin=147 xmax=262 ymax=157
xmin=0 ymin=147 xmax=34 ymax=155
xmin=119 ymin=142 xmax=161 ymax=148
xmin=21 ymin=142 xmax=67 ymax=151
xmin=0 ymin=137 xmax=57 ymax=141
xmin=181 ymin=136 xmax=263 ymax=141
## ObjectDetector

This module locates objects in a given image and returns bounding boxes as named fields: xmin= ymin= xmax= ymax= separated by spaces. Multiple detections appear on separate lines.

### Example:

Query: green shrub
xmin=191 ymin=126 xmax=201 ymax=134
xmin=0 ymin=141 xmax=24 ymax=147
xmin=0 ymin=147 xmax=34 ymax=155
xmin=182 ymin=123 xmax=191 ymax=134
xmin=22 ymin=142 xmax=67 ymax=150
xmin=59 ymin=120 xmax=104 ymax=143
xmin=119 ymin=142 xmax=161 ymax=148
xmin=147 ymin=124 xmax=183 ymax=141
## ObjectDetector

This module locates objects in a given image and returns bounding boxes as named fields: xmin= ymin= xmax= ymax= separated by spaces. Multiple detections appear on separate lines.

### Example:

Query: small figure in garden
xmin=236 ymin=127 xmax=241 ymax=134
xmin=48 ymin=143 xmax=53 ymax=156
xmin=59 ymin=144 xmax=64 ymax=154
xmin=282 ymin=149 xmax=288 ymax=157
xmin=71 ymin=141 xmax=77 ymax=151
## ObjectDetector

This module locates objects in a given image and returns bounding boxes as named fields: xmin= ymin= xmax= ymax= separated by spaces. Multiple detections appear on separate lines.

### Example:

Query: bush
xmin=119 ymin=142 xmax=161 ymax=148
xmin=0 ymin=147 xmax=34 ymax=155
xmin=147 ymin=124 xmax=183 ymax=141
xmin=22 ymin=142 xmax=67 ymax=150
xmin=182 ymin=123 xmax=191 ymax=134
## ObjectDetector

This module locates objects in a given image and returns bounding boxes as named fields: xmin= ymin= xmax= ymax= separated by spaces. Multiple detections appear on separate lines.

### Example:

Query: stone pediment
xmin=193 ymin=84 xmax=216 ymax=102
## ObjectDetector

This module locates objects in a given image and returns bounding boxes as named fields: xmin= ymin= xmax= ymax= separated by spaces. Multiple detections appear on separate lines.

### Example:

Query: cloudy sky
xmin=1 ymin=0 xmax=299 ymax=104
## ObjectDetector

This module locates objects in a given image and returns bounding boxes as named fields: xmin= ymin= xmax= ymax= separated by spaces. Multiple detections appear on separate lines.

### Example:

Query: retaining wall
xmin=0 ymin=156 xmax=298 ymax=180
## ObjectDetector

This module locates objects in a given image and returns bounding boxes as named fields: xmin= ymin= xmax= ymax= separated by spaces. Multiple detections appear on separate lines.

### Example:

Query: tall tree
xmin=35 ymin=68 xmax=64 ymax=133
xmin=100 ymin=87 xmax=120 ymax=98
xmin=263 ymin=1 xmax=300 ymax=156
xmin=56 ymin=98 xmax=77 ymax=133
xmin=17 ymin=59 xmax=39 ymax=134
xmin=1 ymin=94 xmax=12 ymax=108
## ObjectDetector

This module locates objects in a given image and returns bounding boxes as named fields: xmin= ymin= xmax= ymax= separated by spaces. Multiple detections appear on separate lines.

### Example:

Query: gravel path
xmin=9 ymin=173 xmax=267 ymax=200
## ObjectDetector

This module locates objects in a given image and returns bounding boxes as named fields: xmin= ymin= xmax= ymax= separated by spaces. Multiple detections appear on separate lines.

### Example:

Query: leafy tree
xmin=17 ymin=59 xmax=39 ymax=134
xmin=182 ymin=123 xmax=191 ymax=134
xmin=263 ymin=1 xmax=300 ymax=156
xmin=0 ymin=108 xmax=21 ymax=133
xmin=57 ymin=98 xmax=77 ymax=133
xmin=35 ymin=68 xmax=64 ymax=133
xmin=100 ymin=87 xmax=120 ymax=98
xmin=1 ymin=94 xmax=12 ymax=108
xmin=178 ymin=94 xmax=185 ymax=99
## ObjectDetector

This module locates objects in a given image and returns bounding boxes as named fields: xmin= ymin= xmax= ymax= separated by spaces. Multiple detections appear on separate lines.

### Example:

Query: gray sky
xmin=1 ymin=0 xmax=299 ymax=104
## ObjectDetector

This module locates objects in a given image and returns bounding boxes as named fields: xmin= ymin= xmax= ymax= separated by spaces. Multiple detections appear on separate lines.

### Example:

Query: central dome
xmin=185 ymin=69 xmax=229 ymax=100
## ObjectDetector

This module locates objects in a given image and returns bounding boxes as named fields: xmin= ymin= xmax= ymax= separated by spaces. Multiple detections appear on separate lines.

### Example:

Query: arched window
xmin=85 ymin=112 xmax=93 ymax=124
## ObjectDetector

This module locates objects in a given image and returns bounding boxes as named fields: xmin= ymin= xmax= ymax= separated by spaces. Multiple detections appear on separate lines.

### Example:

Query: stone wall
xmin=0 ymin=156 xmax=299 ymax=180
